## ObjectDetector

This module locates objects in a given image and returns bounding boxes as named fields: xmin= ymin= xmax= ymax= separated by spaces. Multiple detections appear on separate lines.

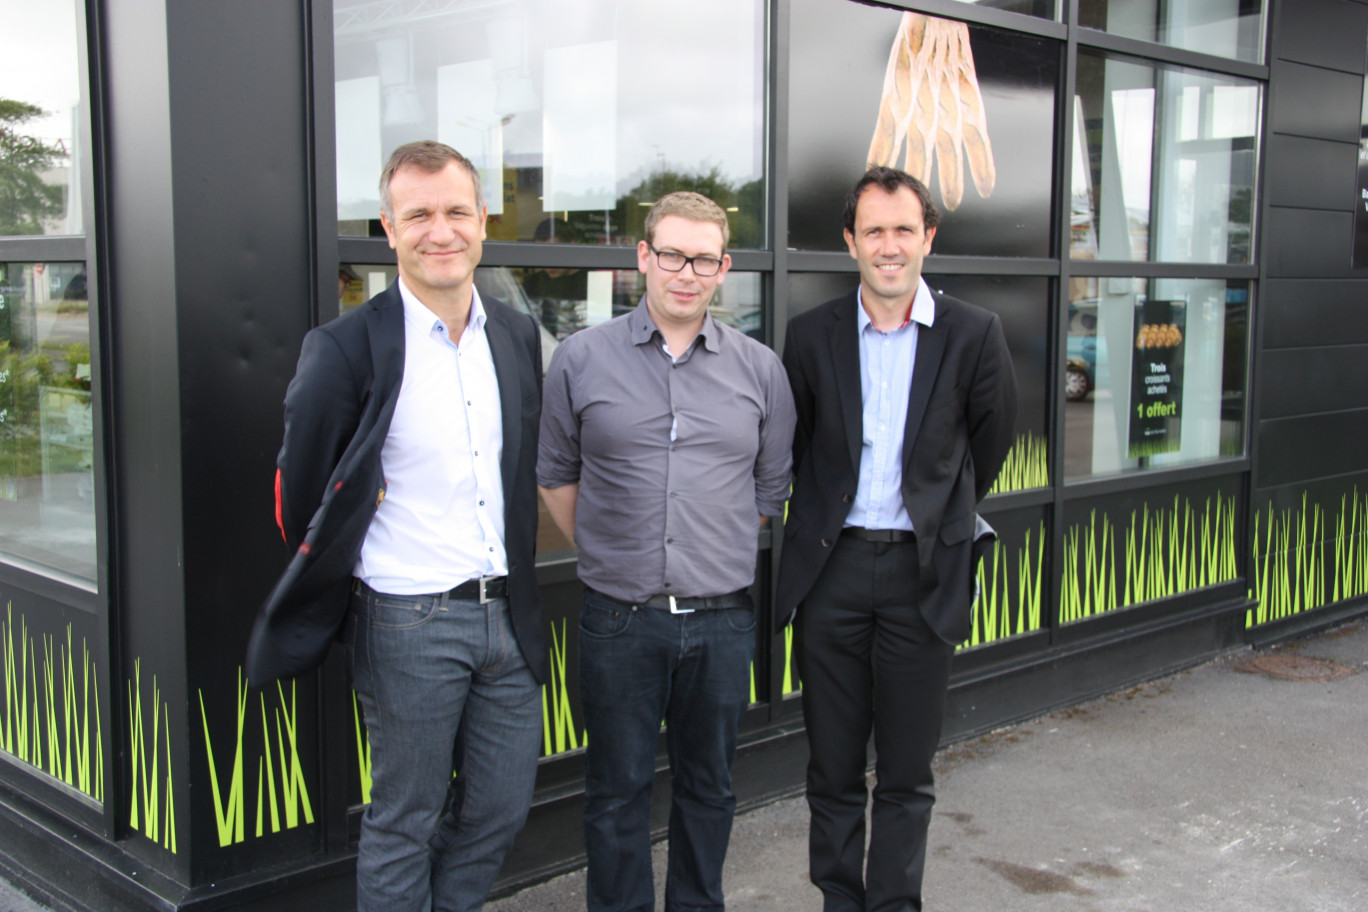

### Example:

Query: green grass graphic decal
xmin=541 ymin=618 xmax=582 ymax=756
xmin=960 ymin=522 xmax=1046 ymax=649
xmin=198 ymin=671 xmax=314 ymax=847
xmin=352 ymin=690 xmax=372 ymax=805
xmin=1248 ymin=488 xmax=1368 ymax=626
xmin=988 ymin=432 xmax=1049 ymax=495
xmin=128 ymin=659 xmax=175 ymax=851
xmin=1061 ymin=493 xmax=1238 ymax=623
xmin=782 ymin=623 xmax=799 ymax=695
xmin=1 ymin=604 xmax=103 ymax=801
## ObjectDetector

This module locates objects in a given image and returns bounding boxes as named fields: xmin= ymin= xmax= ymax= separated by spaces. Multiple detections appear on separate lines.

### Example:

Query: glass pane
xmin=333 ymin=0 xmax=765 ymax=247
xmin=1063 ymin=276 xmax=1247 ymax=480
xmin=947 ymin=0 xmax=1054 ymax=17
xmin=0 ymin=261 xmax=95 ymax=582
xmin=1079 ymin=0 xmax=1265 ymax=64
xmin=0 ymin=0 xmax=85 ymax=236
xmin=788 ymin=4 xmax=1058 ymax=256
xmin=1072 ymin=54 xmax=1259 ymax=264
xmin=341 ymin=262 xmax=762 ymax=557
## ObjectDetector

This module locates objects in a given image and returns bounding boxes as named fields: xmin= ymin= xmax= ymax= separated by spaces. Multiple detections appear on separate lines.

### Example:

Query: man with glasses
xmin=538 ymin=191 xmax=796 ymax=912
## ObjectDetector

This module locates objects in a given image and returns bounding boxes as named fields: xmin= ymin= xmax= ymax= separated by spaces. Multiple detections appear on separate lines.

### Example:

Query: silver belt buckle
xmin=479 ymin=576 xmax=493 ymax=605
xmin=668 ymin=595 xmax=694 ymax=614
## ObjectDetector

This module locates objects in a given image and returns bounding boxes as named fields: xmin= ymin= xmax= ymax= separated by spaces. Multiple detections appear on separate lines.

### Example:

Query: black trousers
xmin=795 ymin=536 xmax=955 ymax=912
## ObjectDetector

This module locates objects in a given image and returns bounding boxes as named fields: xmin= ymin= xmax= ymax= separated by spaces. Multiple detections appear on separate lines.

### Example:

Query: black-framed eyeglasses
xmin=648 ymin=244 xmax=724 ymax=277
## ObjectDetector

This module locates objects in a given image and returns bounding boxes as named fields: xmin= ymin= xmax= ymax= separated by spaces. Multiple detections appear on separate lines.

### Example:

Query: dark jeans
xmin=578 ymin=588 xmax=756 ymax=912
xmin=796 ymin=538 xmax=954 ymax=912
xmin=346 ymin=582 xmax=542 ymax=912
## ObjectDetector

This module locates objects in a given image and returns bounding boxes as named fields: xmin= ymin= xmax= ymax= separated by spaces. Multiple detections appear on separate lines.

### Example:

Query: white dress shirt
xmin=355 ymin=279 xmax=507 ymax=594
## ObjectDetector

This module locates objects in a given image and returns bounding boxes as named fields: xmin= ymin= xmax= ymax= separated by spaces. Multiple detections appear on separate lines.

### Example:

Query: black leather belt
xmin=592 ymin=588 xmax=751 ymax=615
xmin=354 ymin=576 xmax=507 ymax=605
xmin=841 ymin=527 xmax=916 ymax=543
xmin=448 ymin=575 xmax=507 ymax=603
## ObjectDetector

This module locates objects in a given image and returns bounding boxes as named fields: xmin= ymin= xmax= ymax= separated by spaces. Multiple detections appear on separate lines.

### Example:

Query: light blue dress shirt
xmin=844 ymin=278 xmax=936 ymax=532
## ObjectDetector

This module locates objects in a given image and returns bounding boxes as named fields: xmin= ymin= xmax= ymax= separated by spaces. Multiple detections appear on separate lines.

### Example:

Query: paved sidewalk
xmin=2 ymin=618 xmax=1363 ymax=911
xmin=488 ymin=617 xmax=1368 ymax=912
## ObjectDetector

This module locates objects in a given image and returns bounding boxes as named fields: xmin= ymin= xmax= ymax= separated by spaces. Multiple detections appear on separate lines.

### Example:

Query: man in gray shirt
xmin=538 ymin=191 xmax=795 ymax=912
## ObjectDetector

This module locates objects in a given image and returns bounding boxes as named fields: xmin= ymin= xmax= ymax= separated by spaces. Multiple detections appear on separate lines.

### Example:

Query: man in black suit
xmin=777 ymin=167 xmax=1016 ymax=912
xmin=246 ymin=141 xmax=546 ymax=912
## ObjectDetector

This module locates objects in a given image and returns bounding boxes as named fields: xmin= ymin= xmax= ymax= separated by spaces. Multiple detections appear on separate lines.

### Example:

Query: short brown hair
xmin=844 ymin=167 xmax=939 ymax=236
xmin=379 ymin=141 xmax=484 ymax=218
xmin=643 ymin=191 xmax=730 ymax=252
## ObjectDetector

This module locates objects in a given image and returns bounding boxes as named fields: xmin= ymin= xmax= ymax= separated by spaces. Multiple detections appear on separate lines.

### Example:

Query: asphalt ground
xmin=488 ymin=617 xmax=1368 ymax=912
xmin=2 ymin=617 xmax=1364 ymax=911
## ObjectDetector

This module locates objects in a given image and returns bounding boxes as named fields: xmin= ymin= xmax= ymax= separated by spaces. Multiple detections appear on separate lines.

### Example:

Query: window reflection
xmin=1072 ymin=54 xmax=1259 ymax=264
xmin=0 ymin=262 xmax=95 ymax=582
xmin=1079 ymin=0 xmax=1266 ymax=64
xmin=946 ymin=0 xmax=1054 ymax=17
xmin=341 ymin=261 xmax=762 ymax=557
xmin=333 ymin=0 xmax=765 ymax=247
xmin=1064 ymin=277 xmax=1246 ymax=480
xmin=0 ymin=0 xmax=85 ymax=236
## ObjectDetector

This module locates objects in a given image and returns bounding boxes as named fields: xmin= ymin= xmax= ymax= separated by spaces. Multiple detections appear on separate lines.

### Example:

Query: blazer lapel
xmin=367 ymin=285 xmax=406 ymax=405
xmin=484 ymin=306 xmax=521 ymax=497
xmin=901 ymin=295 xmax=947 ymax=467
xmin=830 ymin=293 xmax=863 ymax=474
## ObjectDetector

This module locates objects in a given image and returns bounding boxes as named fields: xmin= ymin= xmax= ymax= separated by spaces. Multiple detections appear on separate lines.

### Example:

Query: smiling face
xmin=637 ymin=214 xmax=731 ymax=333
xmin=380 ymin=161 xmax=487 ymax=306
xmin=844 ymin=184 xmax=937 ymax=314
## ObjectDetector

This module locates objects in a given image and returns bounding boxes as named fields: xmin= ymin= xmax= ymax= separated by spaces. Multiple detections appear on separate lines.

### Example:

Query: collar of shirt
xmin=856 ymin=277 xmax=936 ymax=335
xmin=627 ymin=296 xmax=722 ymax=356
xmin=397 ymin=276 xmax=486 ymax=344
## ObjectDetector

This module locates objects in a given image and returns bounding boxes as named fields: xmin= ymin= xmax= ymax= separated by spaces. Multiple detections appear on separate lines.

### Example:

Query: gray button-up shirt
xmin=538 ymin=299 xmax=796 ymax=602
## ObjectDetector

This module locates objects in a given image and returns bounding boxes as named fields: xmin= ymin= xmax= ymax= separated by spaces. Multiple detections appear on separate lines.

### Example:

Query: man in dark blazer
xmin=246 ymin=141 xmax=546 ymax=912
xmin=776 ymin=167 xmax=1016 ymax=912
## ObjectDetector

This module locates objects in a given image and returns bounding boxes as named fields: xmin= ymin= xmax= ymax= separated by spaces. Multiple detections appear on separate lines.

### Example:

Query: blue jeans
xmin=346 ymin=582 xmax=542 ymax=912
xmin=578 ymin=588 xmax=756 ymax=912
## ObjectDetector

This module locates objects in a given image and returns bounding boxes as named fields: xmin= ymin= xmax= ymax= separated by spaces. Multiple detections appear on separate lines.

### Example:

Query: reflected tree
xmin=0 ymin=99 xmax=66 ymax=236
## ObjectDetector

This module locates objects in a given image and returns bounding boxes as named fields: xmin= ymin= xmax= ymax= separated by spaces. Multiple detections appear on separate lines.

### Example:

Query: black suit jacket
xmin=245 ymin=282 xmax=547 ymax=686
xmin=775 ymin=288 xmax=1017 ymax=644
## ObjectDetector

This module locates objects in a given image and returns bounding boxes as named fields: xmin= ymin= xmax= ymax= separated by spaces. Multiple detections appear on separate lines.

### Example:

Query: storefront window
xmin=1063 ymin=277 xmax=1246 ymax=480
xmin=948 ymin=0 xmax=1055 ymax=18
xmin=788 ymin=2 xmax=1058 ymax=257
xmin=341 ymin=262 xmax=762 ymax=557
xmin=0 ymin=0 xmax=85 ymax=237
xmin=0 ymin=262 xmax=95 ymax=582
xmin=333 ymin=0 xmax=765 ymax=247
xmin=1072 ymin=53 xmax=1259 ymax=264
xmin=1079 ymin=0 xmax=1265 ymax=64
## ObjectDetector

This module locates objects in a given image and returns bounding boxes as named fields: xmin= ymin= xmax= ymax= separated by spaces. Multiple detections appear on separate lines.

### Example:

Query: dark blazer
xmin=775 ymin=288 xmax=1017 ymax=644
xmin=245 ymin=282 xmax=547 ymax=686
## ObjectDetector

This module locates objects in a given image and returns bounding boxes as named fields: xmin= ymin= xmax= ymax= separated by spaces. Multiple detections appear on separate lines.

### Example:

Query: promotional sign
xmin=1128 ymin=300 xmax=1184 ymax=458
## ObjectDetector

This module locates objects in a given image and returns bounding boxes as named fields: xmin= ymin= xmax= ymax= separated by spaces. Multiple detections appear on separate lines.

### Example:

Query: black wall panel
xmin=1263 ymin=208 xmax=1355 ymax=277
xmin=1268 ymin=60 xmax=1363 ymax=143
xmin=1257 ymin=345 xmax=1368 ymax=417
xmin=1273 ymin=0 xmax=1368 ymax=73
xmin=1256 ymin=409 xmax=1368 ymax=487
xmin=1265 ymin=135 xmax=1357 ymax=211
xmin=1262 ymin=280 xmax=1368 ymax=347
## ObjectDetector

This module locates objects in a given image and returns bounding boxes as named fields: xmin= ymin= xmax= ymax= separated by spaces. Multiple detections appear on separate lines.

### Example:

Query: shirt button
xmin=666 ymin=538 xmax=674 ymax=544
xmin=479 ymin=500 xmax=485 ymax=506
xmin=820 ymin=538 xmax=832 ymax=547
